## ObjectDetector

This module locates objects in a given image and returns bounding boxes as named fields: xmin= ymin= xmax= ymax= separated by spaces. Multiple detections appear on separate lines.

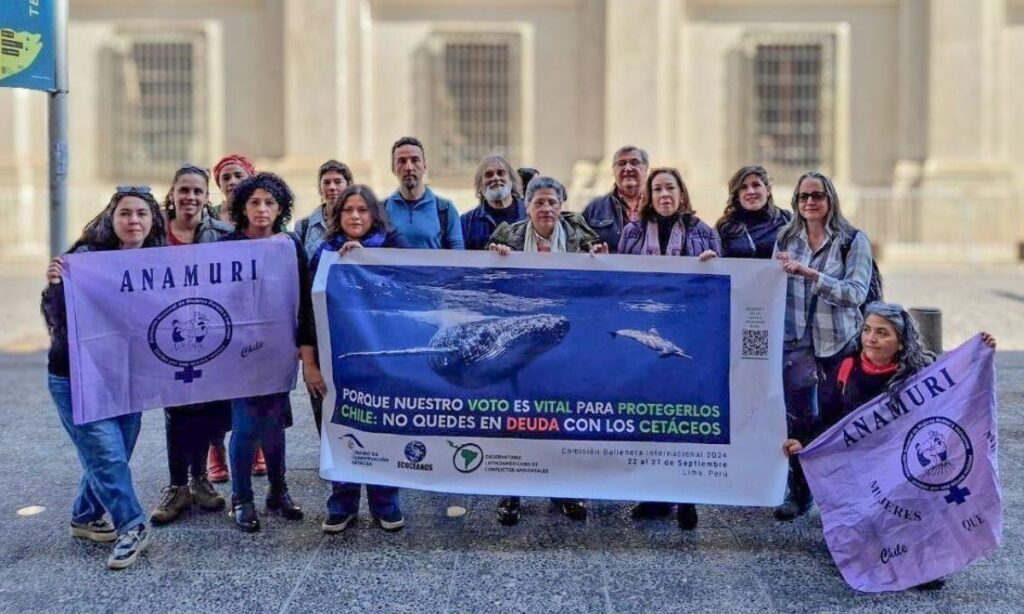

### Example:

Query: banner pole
xmin=48 ymin=0 xmax=69 ymax=257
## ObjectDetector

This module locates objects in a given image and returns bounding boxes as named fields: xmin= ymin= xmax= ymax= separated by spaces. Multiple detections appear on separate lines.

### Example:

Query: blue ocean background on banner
xmin=326 ymin=263 xmax=731 ymax=444
xmin=0 ymin=1 xmax=56 ymax=92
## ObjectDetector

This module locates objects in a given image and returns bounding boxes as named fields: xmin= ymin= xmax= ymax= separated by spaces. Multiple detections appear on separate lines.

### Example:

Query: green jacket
xmin=488 ymin=212 xmax=602 ymax=253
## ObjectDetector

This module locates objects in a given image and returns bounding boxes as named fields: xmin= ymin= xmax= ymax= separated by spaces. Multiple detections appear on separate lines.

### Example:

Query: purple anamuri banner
xmin=64 ymin=238 xmax=299 ymax=424
xmin=799 ymin=335 xmax=1002 ymax=592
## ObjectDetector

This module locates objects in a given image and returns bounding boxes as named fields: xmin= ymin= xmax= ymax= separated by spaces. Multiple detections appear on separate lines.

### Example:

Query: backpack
xmin=436 ymin=198 xmax=450 ymax=246
xmin=295 ymin=217 xmax=311 ymax=247
xmin=840 ymin=229 xmax=883 ymax=311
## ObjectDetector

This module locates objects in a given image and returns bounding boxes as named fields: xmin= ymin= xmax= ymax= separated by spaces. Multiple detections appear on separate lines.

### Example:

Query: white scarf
xmin=524 ymin=219 xmax=567 ymax=253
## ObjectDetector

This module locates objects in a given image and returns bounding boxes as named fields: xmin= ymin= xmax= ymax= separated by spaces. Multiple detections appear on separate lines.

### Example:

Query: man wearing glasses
xmin=582 ymin=145 xmax=649 ymax=253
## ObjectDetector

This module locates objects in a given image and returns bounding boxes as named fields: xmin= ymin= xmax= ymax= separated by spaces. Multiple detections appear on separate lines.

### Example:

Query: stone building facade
xmin=1 ymin=0 xmax=1022 ymax=260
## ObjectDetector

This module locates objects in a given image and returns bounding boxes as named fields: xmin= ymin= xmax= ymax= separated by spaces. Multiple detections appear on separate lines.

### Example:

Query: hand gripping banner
xmin=799 ymin=335 xmax=1002 ymax=592
xmin=313 ymin=249 xmax=788 ymax=505
xmin=63 ymin=239 xmax=299 ymax=424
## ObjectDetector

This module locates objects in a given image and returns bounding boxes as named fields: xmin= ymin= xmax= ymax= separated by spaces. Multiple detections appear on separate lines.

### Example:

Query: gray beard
xmin=484 ymin=183 xmax=513 ymax=204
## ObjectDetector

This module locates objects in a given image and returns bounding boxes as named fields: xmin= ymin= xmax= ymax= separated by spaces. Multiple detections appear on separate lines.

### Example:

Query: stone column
xmin=922 ymin=0 xmax=1010 ymax=188
xmin=603 ymin=0 xmax=682 ymax=165
xmin=892 ymin=0 xmax=928 ymax=188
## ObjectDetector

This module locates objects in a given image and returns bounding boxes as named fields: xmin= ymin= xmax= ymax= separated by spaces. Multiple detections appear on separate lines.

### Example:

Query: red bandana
xmin=860 ymin=353 xmax=899 ymax=376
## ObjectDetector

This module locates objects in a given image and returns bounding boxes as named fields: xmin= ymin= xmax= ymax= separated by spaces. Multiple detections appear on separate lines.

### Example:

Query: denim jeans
xmin=48 ymin=374 xmax=146 ymax=534
xmin=230 ymin=395 xmax=287 ymax=503
xmin=327 ymin=482 xmax=400 ymax=517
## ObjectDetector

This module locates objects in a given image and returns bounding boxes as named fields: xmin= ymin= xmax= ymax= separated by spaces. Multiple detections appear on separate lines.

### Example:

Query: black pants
xmin=310 ymin=393 xmax=323 ymax=437
xmin=165 ymin=401 xmax=231 ymax=485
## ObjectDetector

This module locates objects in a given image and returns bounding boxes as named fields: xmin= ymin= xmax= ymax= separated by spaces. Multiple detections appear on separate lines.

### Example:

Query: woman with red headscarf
xmin=210 ymin=154 xmax=256 ymax=225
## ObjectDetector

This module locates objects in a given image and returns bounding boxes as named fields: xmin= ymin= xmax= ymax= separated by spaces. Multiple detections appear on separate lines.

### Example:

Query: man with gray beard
xmin=460 ymin=155 xmax=527 ymax=250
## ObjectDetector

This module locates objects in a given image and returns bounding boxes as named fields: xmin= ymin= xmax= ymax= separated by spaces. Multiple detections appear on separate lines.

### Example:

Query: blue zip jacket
xmin=383 ymin=187 xmax=464 ymax=249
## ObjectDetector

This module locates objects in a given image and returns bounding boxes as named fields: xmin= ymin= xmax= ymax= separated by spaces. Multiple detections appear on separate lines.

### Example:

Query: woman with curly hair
xmin=784 ymin=301 xmax=996 ymax=590
xmin=715 ymin=165 xmax=790 ymax=259
xmin=220 ymin=172 xmax=315 ymax=532
xmin=42 ymin=186 xmax=166 ymax=569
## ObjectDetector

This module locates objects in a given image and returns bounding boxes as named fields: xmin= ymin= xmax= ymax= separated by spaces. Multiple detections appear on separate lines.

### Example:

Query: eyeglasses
xmin=797 ymin=191 xmax=828 ymax=203
xmin=614 ymin=159 xmax=646 ymax=169
xmin=115 ymin=185 xmax=152 ymax=195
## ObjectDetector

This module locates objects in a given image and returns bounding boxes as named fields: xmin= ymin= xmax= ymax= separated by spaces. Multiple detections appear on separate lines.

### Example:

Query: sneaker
xmin=252 ymin=446 xmax=268 ymax=477
xmin=677 ymin=503 xmax=699 ymax=530
xmin=321 ymin=513 xmax=357 ymax=534
xmin=496 ymin=497 xmax=522 ymax=526
xmin=70 ymin=519 xmax=117 ymax=543
xmin=375 ymin=509 xmax=405 ymax=532
xmin=106 ymin=524 xmax=150 ymax=570
xmin=149 ymin=485 xmax=192 ymax=525
xmin=190 ymin=475 xmax=226 ymax=511
xmin=555 ymin=499 xmax=587 ymax=521
xmin=207 ymin=444 xmax=229 ymax=483
xmin=631 ymin=502 xmax=674 ymax=520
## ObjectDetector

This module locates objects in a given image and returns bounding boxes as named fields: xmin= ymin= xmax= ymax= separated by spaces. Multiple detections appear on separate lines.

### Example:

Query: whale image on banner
xmin=311 ymin=249 xmax=789 ymax=505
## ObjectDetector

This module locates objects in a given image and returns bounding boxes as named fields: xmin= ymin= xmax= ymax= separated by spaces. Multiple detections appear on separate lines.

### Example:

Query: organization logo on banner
xmin=341 ymin=434 xmax=365 ymax=450
xmin=448 ymin=440 xmax=483 ymax=473
xmin=398 ymin=440 xmax=432 ymax=471
xmin=147 ymin=298 xmax=233 ymax=383
xmin=901 ymin=417 xmax=975 ymax=505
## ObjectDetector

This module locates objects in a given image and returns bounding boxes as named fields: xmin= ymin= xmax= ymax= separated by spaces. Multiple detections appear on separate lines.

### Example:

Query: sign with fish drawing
xmin=0 ymin=1 xmax=56 ymax=91
xmin=313 ymin=249 xmax=788 ymax=504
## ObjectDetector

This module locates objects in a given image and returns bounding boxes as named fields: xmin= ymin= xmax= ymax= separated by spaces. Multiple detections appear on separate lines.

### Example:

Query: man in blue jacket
xmin=582 ymin=145 xmax=648 ymax=253
xmin=460 ymin=154 xmax=527 ymax=250
xmin=384 ymin=136 xmax=464 ymax=250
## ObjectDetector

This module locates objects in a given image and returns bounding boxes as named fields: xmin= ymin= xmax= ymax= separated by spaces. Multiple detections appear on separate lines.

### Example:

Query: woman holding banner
xmin=615 ymin=167 xmax=720 ymax=530
xmin=784 ymin=302 xmax=997 ymax=590
xmin=42 ymin=186 xmax=167 ymax=569
xmin=309 ymin=185 xmax=407 ymax=533
xmin=220 ymin=172 xmax=313 ymax=532
xmin=149 ymin=165 xmax=233 ymax=527
xmin=207 ymin=153 xmax=260 ymax=483
xmin=773 ymin=171 xmax=873 ymax=521
xmin=715 ymin=165 xmax=790 ymax=258
xmin=487 ymin=175 xmax=605 ymax=525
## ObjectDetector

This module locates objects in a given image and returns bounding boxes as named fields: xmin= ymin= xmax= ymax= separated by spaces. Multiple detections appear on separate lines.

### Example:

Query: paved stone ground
xmin=0 ymin=261 xmax=1021 ymax=613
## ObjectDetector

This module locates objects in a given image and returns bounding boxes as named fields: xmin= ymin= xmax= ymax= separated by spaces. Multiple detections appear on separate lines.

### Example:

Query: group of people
xmin=42 ymin=137 xmax=994 ymax=579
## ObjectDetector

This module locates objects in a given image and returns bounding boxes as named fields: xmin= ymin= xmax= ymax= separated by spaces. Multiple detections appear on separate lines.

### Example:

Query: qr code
xmin=741 ymin=329 xmax=769 ymax=359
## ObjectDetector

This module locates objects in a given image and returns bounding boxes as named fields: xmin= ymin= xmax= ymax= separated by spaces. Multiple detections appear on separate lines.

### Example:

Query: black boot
xmin=496 ymin=496 xmax=522 ymax=526
xmin=231 ymin=499 xmax=260 ymax=532
xmin=775 ymin=456 xmax=813 ymax=521
xmin=677 ymin=503 xmax=699 ymax=530
xmin=266 ymin=483 xmax=304 ymax=520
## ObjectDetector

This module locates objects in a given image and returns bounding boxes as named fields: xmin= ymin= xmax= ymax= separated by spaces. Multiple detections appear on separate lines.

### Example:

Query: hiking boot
xmin=230 ymin=500 xmax=260 ymax=532
xmin=774 ymin=491 xmax=813 ymax=521
xmin=149 ymin=485 xmax=192 ymax=525
xmin=631 ymin=502 xmax=674 ymax=520
xmin=677 ymin=503 xmax=699 ymax=530
xmin=190 ymin=475 xmax=226 ymax=511
xmin=207 ymin=444 xmax=229 ymax=483
xmin=252 ymin=446 xmax=267 ymax=477
xmin=266 ymin=488 xmax=304 ymax=521
xmin=496 ymin=497 xmax=522 ymax=526
xmin=107 ymin=524 xmax=150 ymax=570
xmin=70 ymin=518 xmax=117 ymax=543
xmin=374 ymin=508 xmax=405 ymax=532
xmin=322 ymin=513 xmax=357 ymax=534
xmin=554 ymin=499 xmax=587 ymax=521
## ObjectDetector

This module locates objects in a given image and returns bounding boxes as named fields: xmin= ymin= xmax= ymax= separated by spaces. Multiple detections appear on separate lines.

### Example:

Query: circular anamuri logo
xmin=148 ymin=298 xmax=232 ymax=382
xmin=901 ymin=416 xmax=975 ymax=505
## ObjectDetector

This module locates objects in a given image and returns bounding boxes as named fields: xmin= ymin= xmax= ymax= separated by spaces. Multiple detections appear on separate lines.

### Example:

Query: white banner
xmin=313 ymin=249 xmax=788 ymax=505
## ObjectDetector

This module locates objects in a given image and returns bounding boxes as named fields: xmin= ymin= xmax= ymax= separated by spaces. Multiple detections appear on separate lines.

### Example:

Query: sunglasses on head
xmin=115 ymin=185 xmax=152 ymax=195
xmin=179 ymin=163 xmax=210 ymax=177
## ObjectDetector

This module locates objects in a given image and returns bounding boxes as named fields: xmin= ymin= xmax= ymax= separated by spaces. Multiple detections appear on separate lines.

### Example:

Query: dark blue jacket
xmin=460 ymin=198 xmax=527 ymax=250
xmin=582 ymin=187 xmax=632 ymax=253
xmin=718 ymin=208 xmax=791 ymax=259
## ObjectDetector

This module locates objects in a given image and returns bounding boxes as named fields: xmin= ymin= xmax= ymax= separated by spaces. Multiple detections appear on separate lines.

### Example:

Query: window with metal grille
xmin=428 ymin=33 xmax=521 ymax=177
xmin=104 ymin=34 xmax=207 ymax=180
xmin=749 ymin=37 xmax=834 ymax=173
